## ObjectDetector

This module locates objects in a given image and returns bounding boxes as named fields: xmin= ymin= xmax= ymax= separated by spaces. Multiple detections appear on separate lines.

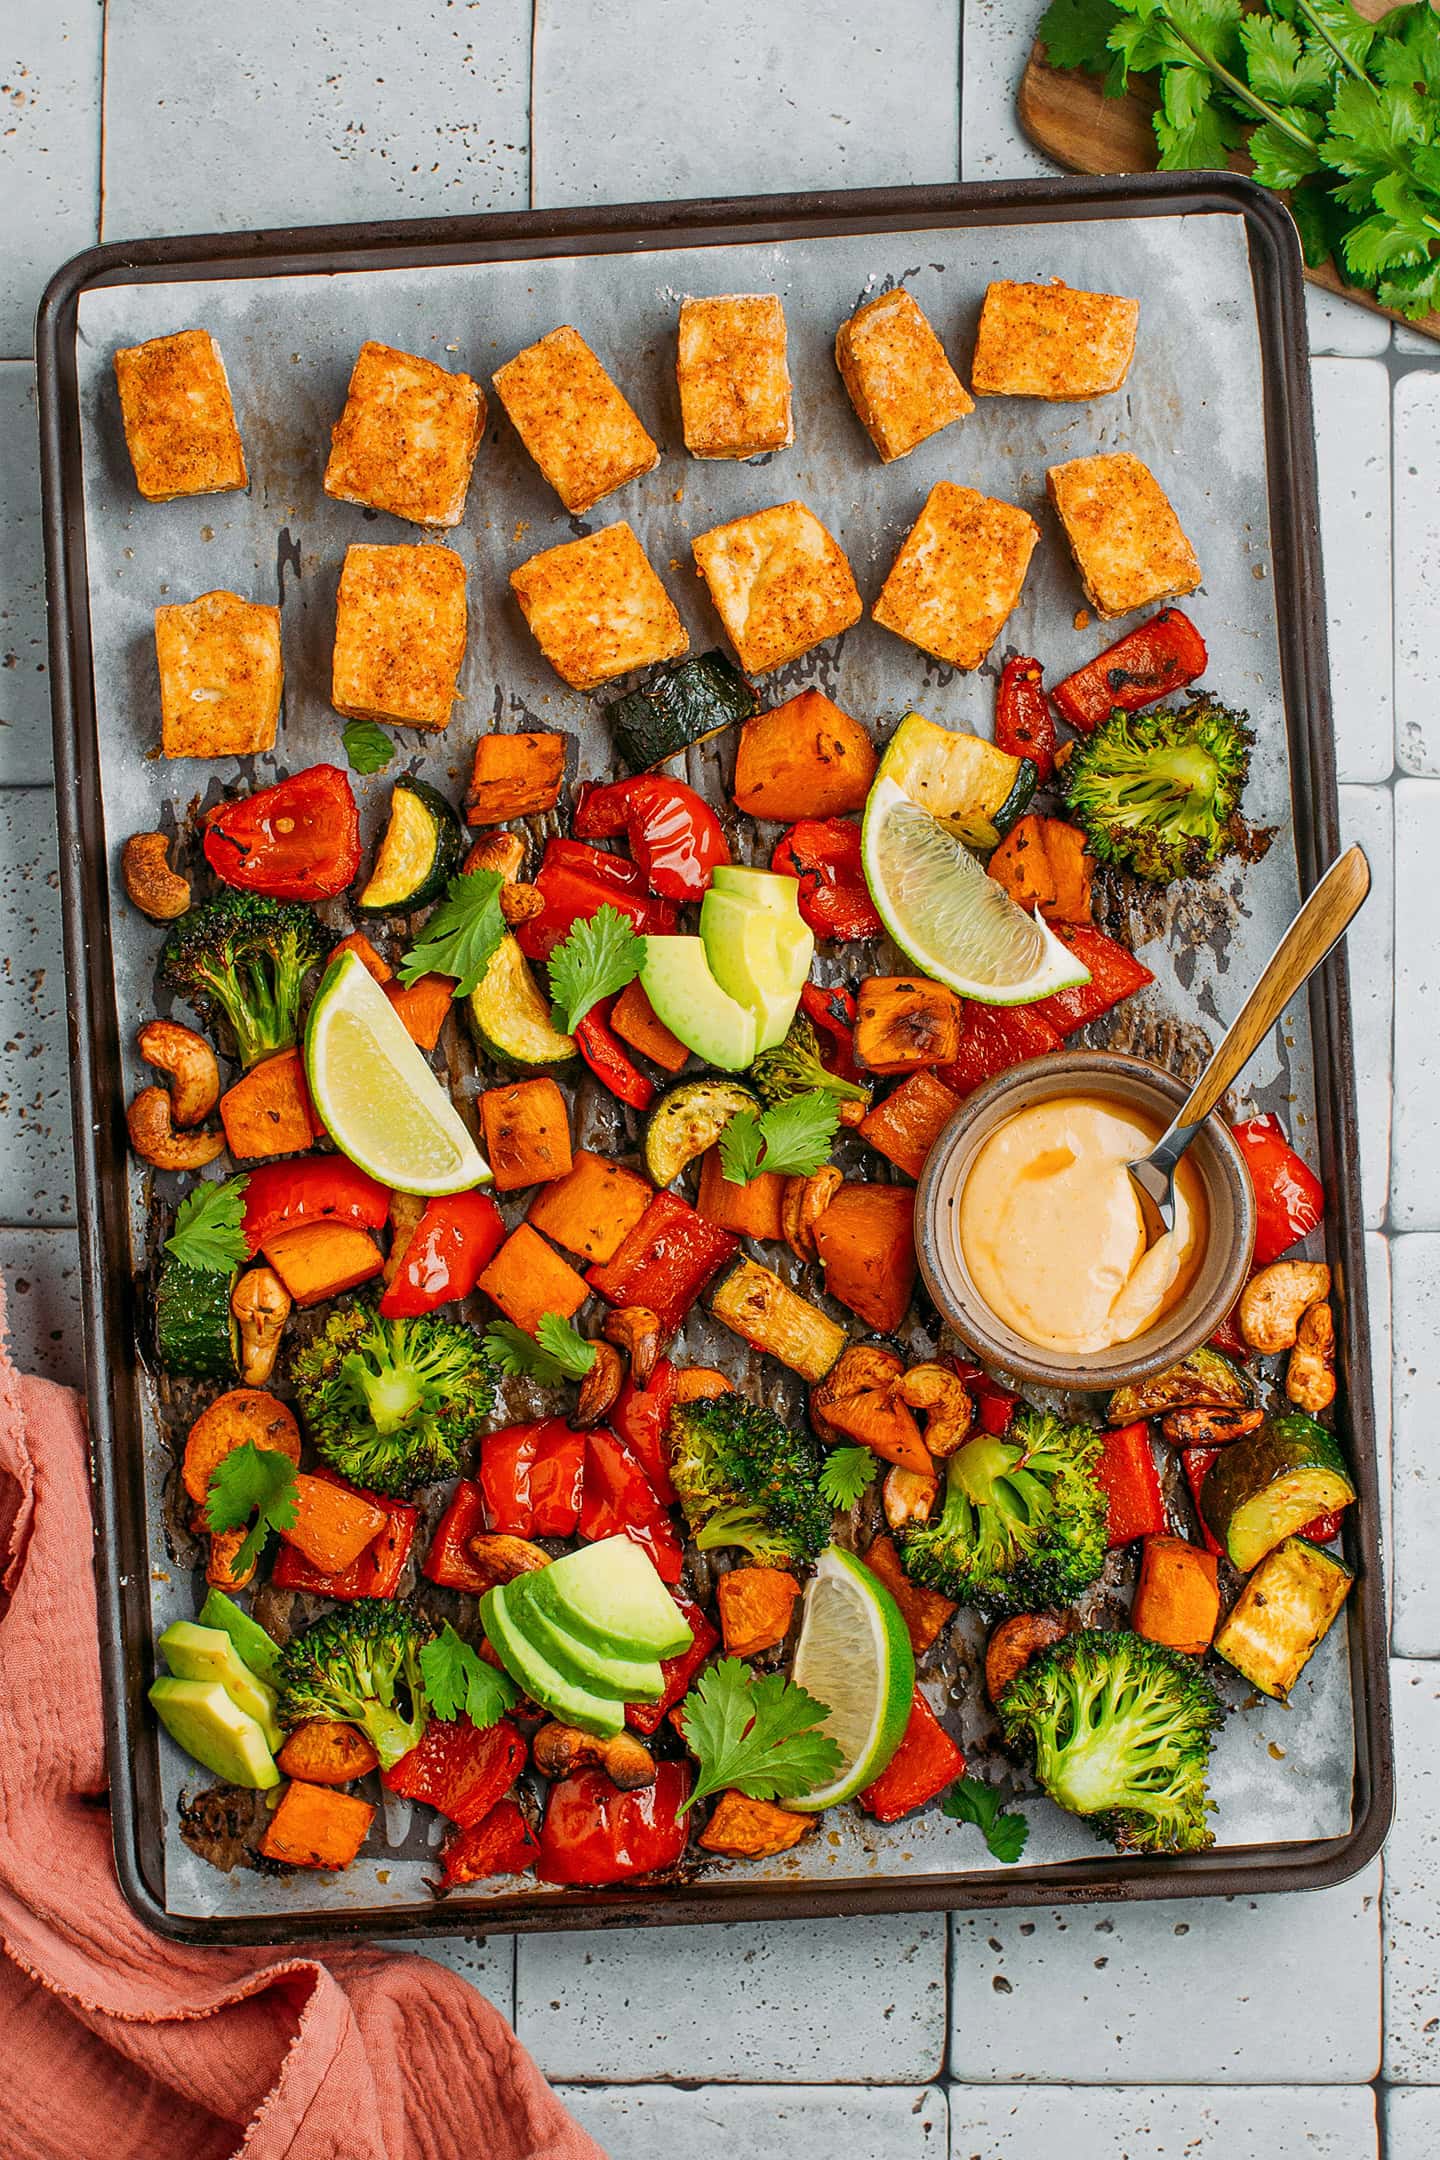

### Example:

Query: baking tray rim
xmin=34 ymin=172 xmax=1393 ymax=1944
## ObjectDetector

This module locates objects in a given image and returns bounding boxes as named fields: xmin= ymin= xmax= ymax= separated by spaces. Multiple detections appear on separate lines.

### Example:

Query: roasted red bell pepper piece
xmin=382 ymin=1716 xmax=526 ymax=1828
xmin=1210 ymin=1306 xmax=1247 ymax=1358
xmin=1028 ymin=924 xmax=1155 ymax=1037
xmin=626 ymin=1594 xmax=719 ymax=1735
xmin=1094 ymin=1422 xmax=1166 ymax=1548
xmin=936 ymin=1001 xmax=1062 ymax=1099
xmin=574 ymin=1000 xmax=656 ymax=1113
xmin=203 ymin=764 xmax=362 ymax=902
xmin=516 ymin=837 xmax=677 ymax=961
xmin=439 ymin=1798 xmax=540 ymax=1886
xmin=575 ymin=776 xmax=730 ymax=902
xmin=479 ymin=1423 xmax=538 ymax=1536
xmin=379 ymin=1189 xmax=506 ymax=1318
xmin=950 ymin=1359 xmax=1020 ymax=1437
xmin=269 ymin=1468 xmax=418 ymax=1599
xmin=995 ymin=656 xmax=1055 ymax=782
xmin=579 ymin=1426 xmax=685 ymax=1584
xmin=1230 ymin=1113 xmax=1325 ymax=1267
xmin=422 ymin=1478 xmax=491 ymax=1595
xmin=1052 ymin=609 xmax=1208 ymax=735
xmin=1299 ymin=1506 xmax=1348 ymax=1544
xmin=586 ymin=1191 xmax=739 ymax=1343
xmin=481 ymin=1417 xmax=586 ymax=1539
xmin=611 ymin=1358 xmax=678 ymax=1507
xmin=536 ymin=1761 xmax=692 ymax=1885
xmin=241 ymin=1158 xmax=390 ymax=1256
xmin=771 ymin=819 xmax=882 ymax=941
xmin=1181 ymin=1447 xmax=1225 ymax=1558
xmin=859 ymin=1689 xmax=965 ymax=1824
xmin=799 ymin=981 xmax=866 ymax=1085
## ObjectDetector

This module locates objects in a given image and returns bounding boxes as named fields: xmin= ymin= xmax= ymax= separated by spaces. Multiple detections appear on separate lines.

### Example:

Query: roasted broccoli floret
xmin=161 ymin=891 xmax=326 ymax=1068
xmin=998 ymin=1628 xmax=1223 ymax=1855
xmin=669 ymin=1392 xmax=831 ymax=1565
xmin=289 ymin=1304 xmax=494 ymax=1495
xmin=277 ymin=1600 xmax=439 ymax=1770
xmin=1060 ymin=696 xmax=1253 ymax=884
xmin=750 ymin=1013 xmax=870 ymax=1108
xmin=900 ymin=1405 xmax=1107 ymax=1613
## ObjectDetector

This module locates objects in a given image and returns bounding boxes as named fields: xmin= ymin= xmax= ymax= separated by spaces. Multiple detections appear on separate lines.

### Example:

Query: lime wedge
xmin=788 ymin=1545 xmax=916 ymax=1811
xmin=305 ymin=951 xmax=490 ymax=1195
xmin=861 ymin=776 xmax=1090 ymax=1005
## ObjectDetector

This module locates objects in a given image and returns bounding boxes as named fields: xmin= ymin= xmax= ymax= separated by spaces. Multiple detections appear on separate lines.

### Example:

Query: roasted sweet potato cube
xmin=987 ymin=815 xmax=1094 ymax=926
xmin=695 ymin=1150 xmax=786 ymax=1241
xmin=854 ymin=977 xmax=962 ymax=1075
xmin=466 ymin=731 xmax=566 ymax=825
xmin=717 ymin=1566 xmax=801 ymax=1656
xmin=609 ymin=978 xmax=690 ymax=1074
xmin=155 ymin=590 xmax=282 ymax=760
xmin=861 ymin=1533 xmax=957 ymax=1655
xmin=218 ymin=1048 xmax=321 ymax=1160
xmin=698 ymin=1790 xmax=811 ymax=1858
xmin=480 ymin=1078 xmax=574 ymax=1192
xmin=113 ymin=329 xmax=247 ymax=500
xmin=476 ymin=1223 xmax=588 ymax=1335
xmin=732 ymin=689 xmax=876 ymax=822
xmin=525 ymin=1149 xmax=654 ymax=1263
xmin=384 ymin=972 xmax=454 ymax=1052
xmin=260 ymin=1222 xmax=385 ymax=1307
xmin=812 ymin=1183 xmax=917 ymax=1334
xmin=260 ymin=1779 xmax=375 ymax=1870
xmin=858 ymin=1071 xmax=962 ymax=1179
xmin=283 ymin=1473 xmax=390 ymax=1577
xmin=276 ymin=1721 xmax=381 ymax=1787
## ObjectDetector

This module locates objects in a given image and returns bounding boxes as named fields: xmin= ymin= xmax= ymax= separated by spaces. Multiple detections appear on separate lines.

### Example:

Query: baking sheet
xmin=69 ymin=204 xmax=1358 ymax=1928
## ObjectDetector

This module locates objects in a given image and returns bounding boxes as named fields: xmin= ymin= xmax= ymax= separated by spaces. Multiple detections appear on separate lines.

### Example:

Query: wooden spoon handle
xmin=1179 ymin=845 xmax=1371 ymax=1129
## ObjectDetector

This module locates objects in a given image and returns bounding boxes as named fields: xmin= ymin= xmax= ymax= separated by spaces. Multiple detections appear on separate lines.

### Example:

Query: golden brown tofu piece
xmin=872 ymin=482 xmax=1039 ymax=671
xmin=154 ymin=590 xmax=281 ymax=760
xmin=692 ymin=500 xmax=862 ymax=676
xmin=677 ymin=293 xmax=793 ymax=459
xmin=113 ymin=329 xmax=247 ymax=501
xmin=510 ymin=522 xmax=688 ymax=693
xmin=1047 ymin=452 xmax=1201 ymax=620
xmin=834 ymin=287 xmax=974 ymax=461
xmin=972 ymin=279 xmax=1139 ymax=400
xmin=492 ymin=325 xmax=659 ymax=514
xmin=323 ymin=341 xmax=485 ymax=527
xmin=331 ymin=544 xmax=467 ymax=731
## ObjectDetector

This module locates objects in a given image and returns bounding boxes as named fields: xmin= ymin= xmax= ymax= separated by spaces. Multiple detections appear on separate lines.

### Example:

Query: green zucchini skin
xmin=1200 ymin=1414 xmax=1357 ymax=1574
xmin=357 ymin=776 xmax=463 ymax=915
xmin=1213 ymin=1535 xmax=1354 ymax=1698
xmin=466 ymin=934 xmax=577 ymax=1068
xmin=608 ymin=651 xmax=758 ymax=770
xmin=154 ymin=1259 xmax=240 ymax=1381
xmin=643 ymin=1078 xmax=759 ymax=1187
xmin=992 ymin=758 xmax=1038 ymax=839
xmin=1108 ymin=1345 xmax=1251 ymax=1426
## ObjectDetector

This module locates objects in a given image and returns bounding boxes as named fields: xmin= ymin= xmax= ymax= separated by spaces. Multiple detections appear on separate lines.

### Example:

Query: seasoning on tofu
xmin=323 ymin=340 xmax=485 ymax=527
xmin=871 ymin=482 xmax=1039 ymax=672
xmin=331 ymin=543 xmax=467 ymax=731
xmin=676 ymin=293 xmax=794 ymax=460
xmin=834 ymin=286 xmax=974 ymax=461
xmin=113 ymin=329 xmax=248 ymax=501
xmin=510 ymin=522 xmax=689 ymax=693
xmin=154 ymin=590 xmax=281 ymax=760
xmin=692 ymin=500 xmax=862 ymax=676
xmin=1047 ymin=452 xmax=1201 ymax=621
xmin=492 ymin=324 xmax=659 ymax=514
xmin=972 ymin=280 xmax=1140 ymax=401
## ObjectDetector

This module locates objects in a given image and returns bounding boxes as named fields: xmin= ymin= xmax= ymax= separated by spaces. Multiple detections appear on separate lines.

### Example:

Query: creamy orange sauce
xmin=957 ymin=1094 xmax=1207 ymax=1355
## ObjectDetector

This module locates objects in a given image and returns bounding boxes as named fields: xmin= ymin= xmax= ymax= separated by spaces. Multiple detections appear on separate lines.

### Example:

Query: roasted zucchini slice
xmin=1213 ymin=1536 xmax=1354 ymax=1699
xmin=1200 ymin=1413 xmax=1356 ymax=1574
xmin=643 ymin=1078 xmax=759 ymax=1187
xmin=357 ymin=776 xmax=463 ymax=914
xmin=466 ymin=934 xmax=576 ymax=1068
xmin=1107 ymin=1345 xmax=1251 ymax=1426
xmin=153 ymin=1258 xmax=240 ymax=1381
xmin=607 ymin=650 xmax=758 ymax=770
xmin=877 ymin=712 xmax=1037 ymax=850
xmin=710 ymin=1257 xmax=847 ymax=1383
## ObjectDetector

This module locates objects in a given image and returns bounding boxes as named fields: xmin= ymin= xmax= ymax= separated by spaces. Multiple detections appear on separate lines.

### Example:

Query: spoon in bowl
xmin=1127 ymin=843 xmax=1371 ymax=1249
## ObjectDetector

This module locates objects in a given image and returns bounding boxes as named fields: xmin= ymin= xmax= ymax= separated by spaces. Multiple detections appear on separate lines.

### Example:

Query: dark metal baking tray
xmin=36 ymin=175 xmax=1392 ymax=1943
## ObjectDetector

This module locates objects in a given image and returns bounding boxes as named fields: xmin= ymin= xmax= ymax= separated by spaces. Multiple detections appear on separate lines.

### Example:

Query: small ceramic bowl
xmin=915 ymin=1049 xmax=1255 ymax=1394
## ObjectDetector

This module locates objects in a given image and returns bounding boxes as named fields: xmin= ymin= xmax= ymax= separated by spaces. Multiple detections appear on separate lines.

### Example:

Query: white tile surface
xmin=1391 ymin=782 xmax=1440 ymax=1230
xmin=1390 ymin=1238 xmax=1440 ymax=1657
xmin=1387 ymin=2084 xmax=1440 ymax=2158
xmin=958 ymin=0 xmax=1056 ymax=184
xmin=1384 ymin=1660 xmax=1440 ymax=2082
xmin=950 ymin=1867 xmax=1382 ymax=2083
xmin=0 ymin=789 xmax=73 ymax=1225
xmin=531 ymin=0 xmax=961 ymax=205
xmin=1395 ymin=371 xmax=1440 ymax=777
xmin=949 ymin=2084 xmax=1377 ymax=2158
xmin=1315 ymin=366 xmax=1393 ymax=784
xmin=1392 ymin=327 xmax=1440 ymax=358
xmin=517 ymin=1914 xmax=947 ymax=2082
xmin=560 ymin=2084 xmax=948 ymax=2158
xmin=1304 ymin=288 xmax=1392 ymax=359
xmin=101 ymin=0 xmax=531 ymax=242
xmin=0 ymin=366 xmax=51 ymax=787
xmin=1366 ymin=1230 xmax=1393 ymax=1616
xmin=1338 ymin=785 xmax=1393 ymax=1232
xmin=0 ymin=1 xmax=102 ymax=358
xmin=0 ymin=1227 xmax=81 ymax=1387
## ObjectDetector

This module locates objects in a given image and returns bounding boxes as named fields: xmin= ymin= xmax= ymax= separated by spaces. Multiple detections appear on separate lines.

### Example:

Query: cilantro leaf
xmin=718 ymin=1091 xmax=841 ymax=1186
xmin=547 ymin=906 xmax=643 ymax=1033
xmin=536 ymin=1313 xmax=600 ymax=1378
xmin=716 ymin=1109 xmax=766 ymax=1186
xmin=204 ymin=1443 xmax=298 ymax=1574
xmin=165 ymin=1177 xmax=249 ymax=1274
xmin=1155 ymin=80 xmax=1244 ymax=168
xmin=341 ymin=718 xmax=395 ymax=776
xmin=1377 ymin=250 xmax=1440 ymax=321
xmin=1239 ymin=15 xmax=1332 ymax=107
xmin=419 ymin=1622 xmax=518 ymax=1727
xmin=1037 ymin=0 xmax=1124 ymax=75
xmin=398 ymin=869 xmax=507 ymax=995
xmin=483 ymin=1316 xmax=596 ymax=1384
xmin=942 ymin=1775 xmax=1031 ymax=1865
xmin=1247 ymin=111 xmax=1325 ymax=189
xmin=819 ymin=1446 xmax=880 ymax=1509
xmin=676 ymin=1658 xmax=842 ymax=1811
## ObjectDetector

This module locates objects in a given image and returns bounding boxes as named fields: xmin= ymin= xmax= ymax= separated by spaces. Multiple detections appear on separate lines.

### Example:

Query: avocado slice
xmin=149 ymin=1676 xmax=280 ymax=1789
xmin=640 ymin=935 xmax=758 ymax=1072
xmin=159 ymin=1619 xmax=284 ymax=1750
xmin=707 ymin=866 xmax=805 ymax=915
xmin=700 ymin=891 xmax=814 ymax=1053
xmin=197 ymin=1587 xmax=283 ymax=1690
xmin=504 ymin=1582 xmax=666 ymax=1703
xmin=481 ymin=1584 xmax=625 ymax=1737
xmin=525 ymin=1536 xmax=693 ymax=1659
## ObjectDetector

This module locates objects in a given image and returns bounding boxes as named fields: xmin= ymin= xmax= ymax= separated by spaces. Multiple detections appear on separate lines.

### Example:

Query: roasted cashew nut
xmin=1286 ymin=1299 xmax=1337 ymax=1414
xmin=532 ymin=1721 xmax=656 ymax=1790
xmin=895 ymin=1362 xmax=973 ymax=1458
xmin=465 ymin=830 xmax=527 ymax=883
xmin=571 ymin=1341 xmax=625 ymax=1430
xmin=382 ymin=1189 xmax=428 ymax=1287
xmin=782 ymin=1164 xmax=844 ymax=1262
xmin=1239 ymin=1260 xmax=1332 ymax=1356
xmin=499 ymin=883 xmax=545 ymax=927
xmin=126 ymin=1086 xmax=225 ymax=1171
xmin=466 ymin=1531 xmax=550 ymax=1583
xmin=137 ymin=1018 xmax=220 ymax=1127
xmin=121 ymin=832 xmax=190 ymax=921
xmin=809 ymin=1343 xmax=905 ymax=1447
xmin=231 ymin=1266 xmax=292 ymax=1388
xmin=603 ymin=1305 xmax=662 ymax=1389
xmin=882 ymin=1463 xmax=939 ymax=1531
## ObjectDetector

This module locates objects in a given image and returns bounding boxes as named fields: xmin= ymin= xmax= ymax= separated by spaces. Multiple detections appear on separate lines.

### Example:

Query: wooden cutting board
xmin=1017 ymin=0 xmax=1440 ymax=344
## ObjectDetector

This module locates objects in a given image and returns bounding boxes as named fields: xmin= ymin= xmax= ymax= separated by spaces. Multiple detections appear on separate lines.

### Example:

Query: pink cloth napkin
xmin=0 ymin=1276 xmax=605 ymax=2160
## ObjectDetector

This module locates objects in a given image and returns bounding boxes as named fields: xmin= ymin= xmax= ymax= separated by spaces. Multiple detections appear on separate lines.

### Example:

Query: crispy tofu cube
xmin=113 ymin=329 xmax=247 ymax=501
xmin=154 ymin=590 xmax=281 ymax=759
xmin=510 ymin=522 xmax=688 ymax=693
xmin=677 ymin=293 xmax=793 ymax=460
xmin=972 ymin=279 xmax=1139 ymax=400
xmin=872 ymin=482 xmax=1038 ymax=671
xmin=331 ymin=543 xmax=467 ymax=731
xmin=492 ymin=325 xmax=659 ymax=514
xmin=834 ymin=287 xmax=973 ymax=462
xmin=1047 ymin=452 xmax=1201 ymax=620
xmin=692 ymin=500 xmax=861 ymax=676
xmin=323 ymin=340 xmax=485 ymax=527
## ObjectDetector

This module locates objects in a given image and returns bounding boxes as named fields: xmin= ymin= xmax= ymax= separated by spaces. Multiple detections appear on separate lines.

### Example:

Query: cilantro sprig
xmin=341 ymin=718 xmax=396 ymax=776
xmin=484 ymin=1315 xmax=598 ymax=1384
xmin=165 ymin=1177 xmax=250 ymax=1274
xmin=818 ymin=1446 xmax=880 ymax=1510
xmin=398 ymin=869 xmax=507 ymax=994
xmin=419 ymin=1621 xmax=518 ymax=1727
xmin=204 ymin=1443 xmax=298 ymax=1574
xmin=675 ymin=1658 xmax=842 ymax=1812
xmin=547 ymin=906 xmax=644 ymax=1033
xmin=718 ymin=1090 xmax=841 ymax=1187
xmin=941 ymin=1775 xmax=1031 ymax=1865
